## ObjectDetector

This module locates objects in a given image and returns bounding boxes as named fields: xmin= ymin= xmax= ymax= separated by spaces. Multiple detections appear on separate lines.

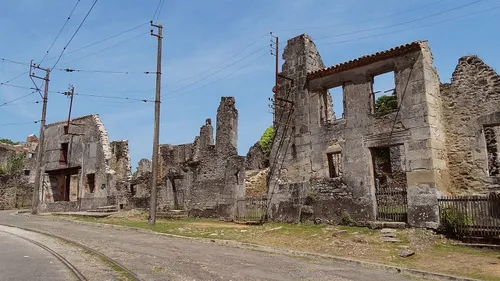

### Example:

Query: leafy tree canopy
xmin=374 ymin=94 xmax=397 ymax=114
xmin=259 ymin=126 xmax=274 ymax=155
xmin=0 ymin=138 xmax=20 ymax=145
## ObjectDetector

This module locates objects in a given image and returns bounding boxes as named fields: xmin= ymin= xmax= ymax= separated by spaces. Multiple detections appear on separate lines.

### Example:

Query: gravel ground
xmin=0 ymin=210 xmax=416 ymax=281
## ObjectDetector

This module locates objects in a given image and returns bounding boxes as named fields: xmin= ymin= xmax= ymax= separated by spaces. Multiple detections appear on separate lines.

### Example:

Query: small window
xmin=130 ymin=184 xmax=136 ymax=197
xmin=24 ymin=170 xmax=30 ymax=176
xmin=327 ymin=152 xmax=342 ymax=178
xmin=484 ymin=126 xmax=500 ymax=176
xmin=328 ymin=86 xmax=344 ymax=120
xmin=371 ymin=71 xmax=397 ymax=114
xmin=59 ymin=143 xmax=69 ymax=163
xmin=87 ymin=174 xmax=95 ymax=193
xmin=63 ymin=125 xmax=69 ymax=134
xmin=28 ymin=153 xmax=34 ymax=159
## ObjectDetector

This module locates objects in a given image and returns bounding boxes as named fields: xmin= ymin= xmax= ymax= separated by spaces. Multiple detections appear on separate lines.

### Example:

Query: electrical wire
xmin=317 ymin=4 xmax=500 ymax=46
xmin=0 ymin=120 xmax=40 ymax=127
xmin=165 ymin=51 xmax=268 ymax=100
xmin=39 ymin=0 xmax=81 ymax=65
xmin=60 ymin=31 xmax=149 ymax=65
xmin=0 ymin=58 xmax=30 ymax=67
xmin=168 ymin=33 xmax=268 ymax=86
xmin=315 ymin=0 xmax=485 ymax=41
xmin=0 ymin=91 xmax=37 ymax=107
xmin=56 ymin=67 xmax=156 ymax=75
xmin=166 ymin=46 xmax=268 ymax=95
xmin=51 ymin=0 xmax=99 ymax=69
xmin=0 ymin=71 xmax=29 ymax=86
xmin=70 ymin=92 xmax=154 ymax=103
xmin=42 ymin=22 xmax=148 ymax=63
xmin=273 ymin=0 xmax=450 ymax=32
xmin=0 ymin=101 xmax=41 ymax=106
xmin=152 ymin=0 xmax=164 ymax=22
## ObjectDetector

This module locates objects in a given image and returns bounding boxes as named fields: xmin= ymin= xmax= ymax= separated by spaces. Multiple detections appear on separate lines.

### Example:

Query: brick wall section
xmin=441 ymin=56 xmax=500 ymax=194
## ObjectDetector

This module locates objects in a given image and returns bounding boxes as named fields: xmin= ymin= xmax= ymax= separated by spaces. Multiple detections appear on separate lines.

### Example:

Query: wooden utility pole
xmin=149 ymin=21 xmax=163 ymax=225
xmin=30 ymin=64 xmax=50 ymax=215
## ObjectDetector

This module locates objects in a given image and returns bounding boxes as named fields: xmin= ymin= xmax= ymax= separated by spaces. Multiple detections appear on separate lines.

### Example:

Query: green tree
xmin=0 ymin=139 xmax=20 ymax=145
xmin=259 ymin=126 xmax=274 ymax=155
xmin=374 ymin=94 xmax=398 ymax=114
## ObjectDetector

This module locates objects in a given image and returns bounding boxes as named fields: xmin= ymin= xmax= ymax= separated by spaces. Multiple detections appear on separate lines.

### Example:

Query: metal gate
xmin=375 ymin=185 xmax=407 ymax=222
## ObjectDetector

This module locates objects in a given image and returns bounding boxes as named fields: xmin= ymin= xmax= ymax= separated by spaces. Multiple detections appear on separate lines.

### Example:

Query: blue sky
xmin=1 ymin=0 xmax=499 ymax=170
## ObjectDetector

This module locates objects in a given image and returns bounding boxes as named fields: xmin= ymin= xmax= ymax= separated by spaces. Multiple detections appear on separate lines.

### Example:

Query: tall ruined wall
xmin=110 ymin=140 xmax=131 ymax=208
xmin=0 ymin=175 xmax=32 ymax=210
xmin=441 ymin=56 xmax=500 ymax=194
xmin=152 ymin=97 xmax=245 ymax=219
xmin=269 ymin=36 xmax=442 ymax=228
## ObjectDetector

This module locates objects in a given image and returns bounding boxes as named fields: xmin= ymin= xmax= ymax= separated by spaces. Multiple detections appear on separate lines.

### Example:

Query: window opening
xmin=59 ymin=143 xmax=69 ymax=163
xmin=372 ymin=71 xmax=397 ymax=114
xmin=327 ymin=152 xmax=342 ymax=178
xmin=484 ymin=126 xmax=500 ymax=176
xmin=328 ymin=86 xmax=344 ymax=120
xmin=87 ymin=173 xmax=95 ymax=193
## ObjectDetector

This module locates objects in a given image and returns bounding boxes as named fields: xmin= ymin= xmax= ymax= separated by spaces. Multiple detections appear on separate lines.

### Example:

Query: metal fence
xmin=438 ymin=194 xmax=500 ymax=238
xmin=375 ymin=186 xmax=408 ymax=222
xmin=235 ymin=196 xmax=267 ymax=224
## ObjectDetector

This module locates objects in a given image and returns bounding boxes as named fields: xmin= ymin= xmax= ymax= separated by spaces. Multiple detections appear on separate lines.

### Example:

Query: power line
xmin=60 ymin=31 xmax=148 ymax=65
xmin=0 ymin=120 xmax=40 ymax=127
xmin=315 ymin=0 xmax=485 ymax=41
xmin=39 ymin=0 xmax=81 ymax=64
xmin=0 ymin=101 xmax=41 ymax=106
xmin=0 ymin=91 xmax=37 ymax=107
xmin=318 ymin=4 xmax=500 ymax=46
xmin=166 ymin=45 xmax=268 ymax=94
xmin=1 ymin=58 xmax=30 ymax=67
xmin=56 ymin=67 xmax=157 ymax=75
xmin=51 ymin=0 xmax=99 ymax=69
xmin=166 ymin=51 xmax=268 ymax=100
xmin=0 ymin=71 xmax=29 ymax=86
xmin=42 ymin=22 xmax=148 ymax=63
xmin=152 ymin=0 xmax=164 ymax=22
xmin=273 ymin=0 xmax=450 ymax=32
xmin=70 ymin=92 xmax=154 ymax=103
xmin=167 ymin=33 xmax=268 ymax=86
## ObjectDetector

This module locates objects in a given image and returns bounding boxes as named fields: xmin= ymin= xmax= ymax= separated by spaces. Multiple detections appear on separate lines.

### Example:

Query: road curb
xmin=22 ymin=213 xmax=481 ymax=281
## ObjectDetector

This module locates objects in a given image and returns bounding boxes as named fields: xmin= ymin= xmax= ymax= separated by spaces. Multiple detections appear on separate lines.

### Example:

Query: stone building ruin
xmin=35 ymin=114 xmax=131 ymax=212
xmin=267 ymin=34 xmax=500 ymax=228
xmin=127 ymin=97 xmax=246 ymax=220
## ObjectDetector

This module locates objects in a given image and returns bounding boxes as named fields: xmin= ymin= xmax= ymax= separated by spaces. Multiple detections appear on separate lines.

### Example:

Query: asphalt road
xmin=0 ymin=231 xmax=73 ymax=281
xmin=0 ymin=211 xmax=414 ymax=281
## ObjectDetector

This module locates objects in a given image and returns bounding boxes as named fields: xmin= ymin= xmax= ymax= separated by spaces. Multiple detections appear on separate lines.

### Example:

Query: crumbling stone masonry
xmin=441 ymin=56 xmax=500 ymax=194
xmin=268 ymin=35 xmax=463 ymax=228
xmin=36 ymin=114 xmax=131 ymax=212
xmin=153 ymin=97 xmax=245 ymax=220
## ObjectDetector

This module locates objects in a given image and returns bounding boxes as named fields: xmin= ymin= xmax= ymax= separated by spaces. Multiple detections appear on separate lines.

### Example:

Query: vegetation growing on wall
xmin=259 ymin=126 xmax=274 ymax=155
xmin=374 ymin=94 xmax=397 ymax=114
xmin=0 ymin=154 xmax=25 ymax=176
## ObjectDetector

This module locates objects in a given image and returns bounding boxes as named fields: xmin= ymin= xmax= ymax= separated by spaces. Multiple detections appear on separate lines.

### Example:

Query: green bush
xmin=441 ymin=206 xmax=472 ymax=231
xmin=340 ymin=211 xmax=356 ymax=226
xmin=259 ymin=126 xmax=274 ymax=155
xmin=374 ymin=94 xmax=397 ymax=114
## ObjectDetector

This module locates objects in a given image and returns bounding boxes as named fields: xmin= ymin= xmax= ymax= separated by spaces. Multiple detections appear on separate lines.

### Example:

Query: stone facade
xmin=132 ymin=97 xmax=246 ymax=219
xmin=267 ymin=35 xmax=473 ymax=228
xmin=441 ymin=56 xmax=500 ymax=194
xmin=36 ymin=114 xmax=131 ymax=212
xmin=245 ymin=142 xmax=269 ymax=170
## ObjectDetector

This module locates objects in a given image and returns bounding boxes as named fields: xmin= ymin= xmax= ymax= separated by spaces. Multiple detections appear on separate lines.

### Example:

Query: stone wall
xmin=126 ymin=97 xmax=246 ymax=220
xmin=37 ymin=114 xmax=128 ymax=211
xmin=245 ymin=142 xmax=269 ymax=170
xmin=441 ymin=56 xmax=500 ymax=194
xmin=0 ymin=174 xmax=32 ymax=210
xmin=268 ymin=35 xmax=445 ymax=227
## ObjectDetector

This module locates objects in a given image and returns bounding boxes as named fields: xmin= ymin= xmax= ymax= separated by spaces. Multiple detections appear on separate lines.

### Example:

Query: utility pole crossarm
xmin=148 ymin=21 xmax=163 ymax=226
